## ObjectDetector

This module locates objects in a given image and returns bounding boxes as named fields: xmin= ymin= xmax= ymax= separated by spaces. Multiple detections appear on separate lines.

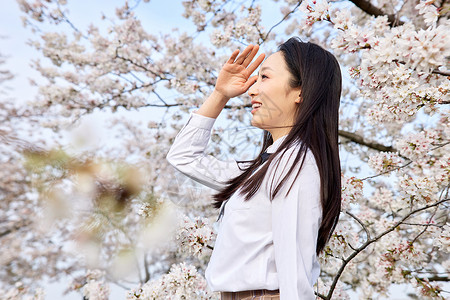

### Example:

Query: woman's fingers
xmin=224 ymin=45 xmax=265 ymax=86
xmin=244 ymin=75 xmax=259 ymax=91
xmin=242 ymin=44 xmax=260 ymax=68
xmin=227 ymin=44 xmax=263 ymax=70
xmin=234 ymin=44 xmax=255 ymax=65
xmin=226 ymin=49 xmax=240 ymax=64
xmin=247 ymin=53 xmax=265 ymax=75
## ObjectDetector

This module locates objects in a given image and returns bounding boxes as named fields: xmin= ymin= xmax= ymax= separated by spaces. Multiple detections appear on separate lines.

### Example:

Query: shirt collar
xmin=266 ymin=134 xmax=289 ymax=153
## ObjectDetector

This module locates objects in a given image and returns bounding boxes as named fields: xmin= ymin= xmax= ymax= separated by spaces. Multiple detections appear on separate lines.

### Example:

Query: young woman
xmin=166 ymin=37 xmax=342 ymax=300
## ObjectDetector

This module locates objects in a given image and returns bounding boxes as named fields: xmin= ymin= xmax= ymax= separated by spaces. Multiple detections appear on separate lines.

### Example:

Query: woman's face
xmin=248 ymin=51 xmax=301 ymax=140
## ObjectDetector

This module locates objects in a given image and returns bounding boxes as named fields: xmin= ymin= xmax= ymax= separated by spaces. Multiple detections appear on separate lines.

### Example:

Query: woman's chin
xmin=250 ymin=117 xmax=260 ymax=128
xmin=250 ymin=117 xmax=267 ymax=130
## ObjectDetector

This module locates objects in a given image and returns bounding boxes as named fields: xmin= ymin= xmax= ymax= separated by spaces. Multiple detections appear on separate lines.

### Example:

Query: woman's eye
xmin=261 ymin=74 xmax=268 ymax=79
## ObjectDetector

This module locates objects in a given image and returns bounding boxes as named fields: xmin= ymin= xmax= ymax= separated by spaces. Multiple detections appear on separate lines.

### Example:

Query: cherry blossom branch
xmin=0 ymin=130 xmax=45 ymax=152
xmin=326 ymin=197 xmax=450 ymax=300
xmin=361 ymin=141 xmax=450 ymax=181
xmin=402 ymin=222 xmax=443 ymax=227
xmin=114 ymin=52 xmax=169 ymax=80
xmin=432 ymin=69 xmax=450 ymax=76
xmin=92 ymin=209 xmax=145 ymax=283
xmin=437 ymin=0 xmax=449 ymax=23
xmin=417 ymin=275 xmax=450 ymax=282
xmin=263 ymin=1 xmax=302 ymax=42
xmin=345 ymin=210 xmax=371 ymax=241
xmin=433 ymin=141 xmax=450 ymax=148
xmin=199 ymin=1 xmax=228 ymax=31
xmin=55 ymin=2 xmax=88 ymax=39
xmin=338 ymin=129 xmax=396 ymax=152
xmin=348 ymin=0 xmax=404 ymax=26
xmin=144 ymin=253 xmax=151 ymax=283
xmin=392 ymin=58 xmax=450 ymax=77
xmin=413 ymin=276 xmax=448 ymax=297
xmin=106 ymin=276 xmax=131 ymax=290
xmin=360 ymin=160 xmax=412 ymax=181
xmin=409 ymin=205 xmax=438 ymax=245
xmin=315 ymin=291 xmax=327 ymax=299
xmin=152 ymin=90 xmax=169 ymax=106
xmin=0 ymin=219 xmax=32 ymax=238
xmin=439 ymin=183 xmax=450 ymax=202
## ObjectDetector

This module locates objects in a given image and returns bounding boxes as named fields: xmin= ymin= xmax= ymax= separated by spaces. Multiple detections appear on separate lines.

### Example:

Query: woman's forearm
xmin=195 ymin=89 xmax=230 ymax=119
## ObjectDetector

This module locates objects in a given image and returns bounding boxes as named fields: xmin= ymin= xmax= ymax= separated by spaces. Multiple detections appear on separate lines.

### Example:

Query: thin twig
xmin=360 ymin=160 xmax=412 ymax=181
xmin=263 ymin=2 xmax=302 ymax=42
xmin=345 ymin=210 xmax=371 ymax=241
xmin=144 ymin=253 xmax=151 ymax=283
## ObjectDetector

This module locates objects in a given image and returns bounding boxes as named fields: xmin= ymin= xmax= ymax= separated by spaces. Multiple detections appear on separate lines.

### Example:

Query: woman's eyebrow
xmin=258 ymin=66 xmax=273 ymax=75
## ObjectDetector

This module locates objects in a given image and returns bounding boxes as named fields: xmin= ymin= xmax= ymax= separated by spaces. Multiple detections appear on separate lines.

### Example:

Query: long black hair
xmin=213 ymin=37 xmax=342 ymax=255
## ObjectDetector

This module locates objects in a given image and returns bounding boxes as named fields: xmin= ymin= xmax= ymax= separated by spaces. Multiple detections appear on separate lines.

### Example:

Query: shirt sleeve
xmin=270 ymin=148 xmax=322 ymax=300
xmin=166 ymin=112 xmax=246 ymax=191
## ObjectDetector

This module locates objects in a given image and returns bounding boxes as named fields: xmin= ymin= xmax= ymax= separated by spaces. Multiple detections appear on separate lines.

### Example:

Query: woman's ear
xmin=295 ymin=90 xmax=302 ymax=104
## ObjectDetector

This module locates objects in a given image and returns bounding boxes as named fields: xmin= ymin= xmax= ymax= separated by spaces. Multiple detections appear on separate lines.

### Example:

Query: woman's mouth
xmin=251 ymin=102 xmax=262 ymax=114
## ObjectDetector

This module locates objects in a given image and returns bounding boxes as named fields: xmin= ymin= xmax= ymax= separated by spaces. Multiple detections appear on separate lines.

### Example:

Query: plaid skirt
xmin=220 ymin=289 xmax=280 ymax=300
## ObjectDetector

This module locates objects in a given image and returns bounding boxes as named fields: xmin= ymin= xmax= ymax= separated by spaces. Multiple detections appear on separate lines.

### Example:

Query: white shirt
xmin=166 ymin=112 xmax=322 ymax=300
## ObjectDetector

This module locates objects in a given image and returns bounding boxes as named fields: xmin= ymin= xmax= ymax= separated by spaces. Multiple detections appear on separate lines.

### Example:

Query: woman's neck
xmin=270 ymin=128 xmax=290 ymax=142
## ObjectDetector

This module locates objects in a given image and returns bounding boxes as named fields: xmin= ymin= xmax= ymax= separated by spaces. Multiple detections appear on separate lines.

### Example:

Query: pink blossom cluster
xmin=432 ymin=224 xmax=450 ymax=253
xmin=210 ymin=5 xmax=263 ymax=46
xmin=298 ymin=0 xmax=331 ymax=31
xmin=376 ymin=240 xmax=443 ymax=299
xmin=182 ymin=0 xmax=217 ymax=31
xmin=82 ymin=280 xmax=110 ymax=300
xmin=67 ymin=269 xmax=110 ymax=300
xmin=0 ymin=282 xmax=44 ymax=300
xmin=322 ymin=219 xmax=359 ymax=261
xmin=182 ymin=0 xmax=263 ymax=45
xmin=127 ymin=262 xmax=216 ymax=300
xmin=411 ymin=277 xmax=445 ymax=299
xmin=368 ymin=187 xmax=397 ymax=211
xmin=368 ymin=151 xmax=403 ymax=174
xmin=356 ymin=228 xmax=442 ymax=297
xmin=433 ymin=153 xmax=450 ymax=185
xmin=380 ymin=242 xmax=427 ymax=278
xmin=415 ymin=0 xmax=440 ymax=26
xmin=395 ymin=129 xmax=439 ymax=160
xmin=398 ymin=173 xmax=440 ymax=204
xmin=325 ymin=2 xmax=450 ymax=123
xmin=316 ymin=277 xmax=350 ymax=300
xmin=340 ymin=174 xmax=363 ymax=210
xmin=176 ymin=216 xmax=215 ymax=258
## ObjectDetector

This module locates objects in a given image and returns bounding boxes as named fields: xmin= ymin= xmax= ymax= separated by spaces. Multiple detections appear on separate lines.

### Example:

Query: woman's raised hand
xmin=195 ymin=44 xmax=264 ymax=119
xmin=214 ymin=44 xmax=265 ymax=99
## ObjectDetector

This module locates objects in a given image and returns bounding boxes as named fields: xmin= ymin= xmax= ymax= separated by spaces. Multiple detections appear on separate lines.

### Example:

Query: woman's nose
xmin=248 ymin=80 xmax=259 ymax=97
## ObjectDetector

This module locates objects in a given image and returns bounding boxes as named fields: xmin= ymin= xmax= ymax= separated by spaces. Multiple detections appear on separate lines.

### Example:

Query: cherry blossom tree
xmin=2 ymin=0 xmax=449 ymax=299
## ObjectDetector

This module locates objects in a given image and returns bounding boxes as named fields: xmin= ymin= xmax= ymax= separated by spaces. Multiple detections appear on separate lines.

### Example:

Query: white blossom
xmin=176 ymin=216 xmax=215 ymax=258
xmin=368 ymin=152 xmax=403 ymax=174
xmin=415 ymin=0 xmax=439 ymax=26
xmin=127 ymin=263 xmax=215 ymax=300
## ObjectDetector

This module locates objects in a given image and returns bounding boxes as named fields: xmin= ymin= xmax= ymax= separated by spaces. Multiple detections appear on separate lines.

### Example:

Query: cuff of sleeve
xmin=188 ymin=111 xmax=216 ymax=130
